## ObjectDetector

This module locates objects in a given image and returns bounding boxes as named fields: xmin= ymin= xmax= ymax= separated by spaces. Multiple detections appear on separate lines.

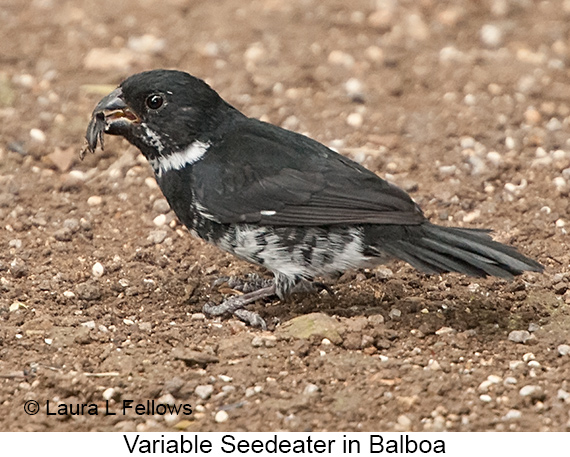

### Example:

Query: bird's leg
xmin=202 ymin=283 xmax=276 ymax=329
xmin=212 ymin=273 xmax=274 ymax=293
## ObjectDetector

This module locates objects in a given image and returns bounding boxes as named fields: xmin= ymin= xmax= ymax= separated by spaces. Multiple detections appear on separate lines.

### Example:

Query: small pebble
xmin=92 ymin=262 xmax=105 ymax=278
xmin=303 ymin=383 xmax=319 ymax=395
xmin=148 ymin=230 xmax=167 ymax=244
xmin=397 ymin=414 xmax=412 ymax=431
xmin=388 ymin=308 xmax=401 ymax=320
xmin=102 ymin=388 xmax=116 ymax=401
xmin=30 ymin=128 xmax=46 ymax=143
xmin=214 ymin=410 xmax=229 ymax=423
xmin=81 ymin=320 xmax=96 ymax=329
xmin=519 ymin=385 xmax=545 ymax=400
xmin=503 ymin=377 xmax=517 ymax=386
xmin=87 ymin=196 xmax=102 ymax=206
xmin=346 ymin=112 xmax=363 ymax=128
xmin=152 ymin=198 xmax=171 ymax=214
xmin=557 ymin=344 xmax=570 ymax=356
xmin=194 ymin=385 xmax=214 ymax=400
xmin=522 ymin=352 xmax=535 ymax=362
xmin=480 ymin=24 xmax=503 ymax=48
xmin=502 ymin=409 xmax=522 ymax=421
xmin=63 ymin=291 xmax=75 ymax=298
xmin=426 ymin=359 xmax=441 ymax=371
xmin=153 ymin=214 xmax=167 ymax=227
xmin=508 ymin=330 xmax=531 ymax=344
xmin=479 ymin=394 xmax=492 ymax=403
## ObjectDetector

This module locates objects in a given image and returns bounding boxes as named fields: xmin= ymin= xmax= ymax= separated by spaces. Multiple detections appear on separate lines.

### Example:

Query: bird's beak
xmin=81 ymin=87 xmax=140 ymax=159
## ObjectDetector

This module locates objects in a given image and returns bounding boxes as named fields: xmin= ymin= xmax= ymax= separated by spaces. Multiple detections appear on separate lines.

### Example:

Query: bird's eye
xmin=146 ymin=94 xmax=164 ymax=110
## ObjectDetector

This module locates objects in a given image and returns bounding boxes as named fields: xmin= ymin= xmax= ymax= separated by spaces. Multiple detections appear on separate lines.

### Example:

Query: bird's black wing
xmin=192 ymin=119 xmax=425 ymax=226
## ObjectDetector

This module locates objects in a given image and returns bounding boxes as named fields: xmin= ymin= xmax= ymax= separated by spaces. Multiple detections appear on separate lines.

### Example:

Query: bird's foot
xmin=202 ymin=284 xmax=276 ymax=330
xmin=212 ymin=273 xmax=274 ymax=293
xmin=291 ymin=279 xmax=334 ymax=296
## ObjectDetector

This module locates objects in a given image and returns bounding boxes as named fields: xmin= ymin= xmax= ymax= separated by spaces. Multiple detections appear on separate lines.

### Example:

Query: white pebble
xmin=346 ymin=112 xmax=363 ymax=128
xmin=503 ymin=377 xmax=517 ymax=385
xmin=63 ymin=290 xmax=75 ymax=298
xmin=303 ymin=383 xmax=320 ymax=395
xmin=527 ymin=360 xmax=541 ymax=368
xmin=522 ymin=352 xmax=535 ymax=362
xmin=92 ymin=262 xmax=104 ymax=278
xmin=555 ymin=219 xmax=565 ymax=228
xmin=505 ymin=136 xmax=516 ymax=150
xmin=30 ymin=128 xmax=46 ymax=143
xmin=557 ymin=344 xmax=570 ymax=356
xmin=214 ymin=410 xmax=229 ymax=423
xmin=244 ymin=43 xmax=266 ymax=63
xmin=345 ymin=78 xmax=363 ymax=97
xmin=486 ymin=151 xmax=502 ymax=166
xmin=479 ymin=394 xmax=492 ymax=403
xmin=553 ymin=176 xmax=567 ymax=190
xmin=153 ymin=214 xmax=167 ymax=227
xmin=509 ymin=360 xmax=525 ymax=370
xmin=426 ymin=359 xmax=441 ymax=371
xmin=502 ymin=409 xmax=522 ymax=421
xmin=480 ymin=24 xmax=503 ymax=48
xmin=81 ymin=320 xmax=96 ymax=329
xmin=102 ymin=388 xmax=116 ymax=401
xmin=519 ymin=385 xmax=542 ymax=397
xmin=87 ymin=196 xmax=102 ymax=206
xmin=546 ymin=118 xmax=562 ymax=131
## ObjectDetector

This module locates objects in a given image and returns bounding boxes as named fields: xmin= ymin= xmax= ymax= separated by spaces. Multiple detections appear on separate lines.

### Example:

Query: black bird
xmin=83 ymin=69 xmax=543 ymax=328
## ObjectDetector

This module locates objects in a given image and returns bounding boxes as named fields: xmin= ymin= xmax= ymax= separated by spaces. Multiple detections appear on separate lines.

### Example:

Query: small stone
xmin=218 ymin=375 xmax=232 ymax=383
xmin=557 ymin=389 xmax=570 ymax=401
xmin=396 ymin=414 xmax=412 ymax=431
xmin=29 ymin=128 xmax=46 ymax=143
xmin=275 ymin=312 xmax=343 ymax=345
xmin=87 ymin=195 xmax=102 ymax=206
xmin=102 ymin=388 xmax=116 ymax=401
xmin=388 ymin=308 xmax=401 ymax=320
xmin=435 ymin=327 xmax=456 ymax=336
xmin=138 ymin=322 xmax=152 ymax=332
xmin=153 ymin=214 xmax=167 ymax=227
xmin=54 ymin=227 xmax=73 ymax=242
xmin=92 ymin=262 xmax=104 ymax=278
xmin=10 ymin=259 xmax=28 ymax=278
xmin=522 ymin=352 xmax=535 ymax=362
xmin=503 ymin=377 xmax=517 ymax=386
xmin=9 ymin=239 xmax=22 ymax=249
xmin=524 ymin=107 xmax=542 ymax=125
xmin=152 ymin=198 xmax=171 ymax=214
xmin=346 ymin=112 xmax=363 ymax=128
xmin=171 ymin=348 xmax=219 ymax=367
xmin=81 ymin=320 xmax=96 ymax=329
xmin=546 ymin=118 xmax=563 ymax=131
xmin=75 ymin=282 xmax=102 ymax=301
xmin=303 ymin=383 xmax=319 ymax=395
xmin=9 ymin=301 xmax=26 ymax=312
xmin=502 ymin=409 xmax=522 ymax=421
xmin=194 ymin=385 xmax=214 ymax=400
xmin=519 ymin=385 xmax=545 ymax=400
xmin=480 ymin=24 xmax=503 ymax=48
xmin=528 ymin=360 xmax=541 ymax=368
xmin=557 ymin=344 xmax=570 ymax=356
xmin=148 ymin=230 xmax=167 ymax=244
xmin=508 ymin=330 xmax=531 ymax=344
xmin=63 ymin=291 xmax=75 ymax=298
xmin=528 ymin=323 xmax=540 ymax=332
xmin=191 ymin=313 xmax=206 ymax=321
xmin=479 ymin=394 xmax=492 ymax=403
xmin=426 ymin=359 xmax=441 ymax=371
xmin=214 ymin=410 xmax=229 ymax=423
xmin=509 ymin=360 xmax=525 ymax=370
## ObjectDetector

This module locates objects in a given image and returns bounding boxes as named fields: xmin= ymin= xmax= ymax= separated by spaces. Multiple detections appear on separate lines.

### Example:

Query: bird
xmin=82 ymin=69 xmax=543 ymax=329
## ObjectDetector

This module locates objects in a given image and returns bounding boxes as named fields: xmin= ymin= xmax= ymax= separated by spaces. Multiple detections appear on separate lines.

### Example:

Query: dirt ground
xmin=0 ymin=0 xmax=569 ymax=432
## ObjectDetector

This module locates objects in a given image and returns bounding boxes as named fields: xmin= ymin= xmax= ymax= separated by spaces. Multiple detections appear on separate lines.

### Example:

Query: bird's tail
xmin=376 ymin=223 xmax=543 ymax=279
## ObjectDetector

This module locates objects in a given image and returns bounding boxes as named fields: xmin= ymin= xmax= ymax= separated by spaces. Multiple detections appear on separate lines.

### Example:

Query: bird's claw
xmin=202 ymin=283 xmax=276 ymax=329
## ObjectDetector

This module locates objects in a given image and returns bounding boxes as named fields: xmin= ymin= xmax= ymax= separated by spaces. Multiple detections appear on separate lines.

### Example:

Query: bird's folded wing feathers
xmin=192 ymin=123 xmax=426 ymax=226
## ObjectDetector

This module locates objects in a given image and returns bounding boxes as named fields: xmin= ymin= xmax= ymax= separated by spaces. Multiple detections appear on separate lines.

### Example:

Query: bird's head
xmin=82 ymin=69 xmax=231 ymax=161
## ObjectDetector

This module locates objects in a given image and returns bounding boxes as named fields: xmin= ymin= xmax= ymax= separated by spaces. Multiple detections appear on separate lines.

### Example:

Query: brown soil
xmin=0 ymin=0 xmax=569 ymax=432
